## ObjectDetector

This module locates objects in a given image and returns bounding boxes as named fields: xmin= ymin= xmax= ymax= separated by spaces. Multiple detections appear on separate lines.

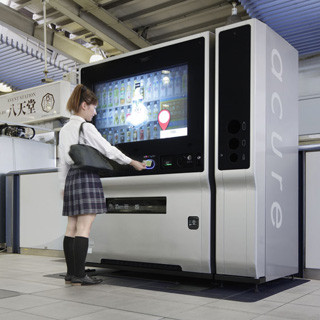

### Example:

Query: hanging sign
xmin=0 ymin=80 xmax=72 ymax=124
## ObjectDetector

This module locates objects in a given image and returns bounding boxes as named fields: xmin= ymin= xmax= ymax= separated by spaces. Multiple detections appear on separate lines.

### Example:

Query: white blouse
xmin=58 ymin=115 xmax=132 ymax=190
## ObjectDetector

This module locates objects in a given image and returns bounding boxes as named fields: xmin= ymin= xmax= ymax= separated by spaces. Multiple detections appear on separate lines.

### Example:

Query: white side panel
xmin=0 ymin=136 xmax=55 ymax=173
xmin=252 ymin=21 xmax=267 ymax=279
xmin=265 ymin=25 xmax=299 ymax=280
xmin=20 ymin=172 xmax=66 ymax=250
xmin=14 ymin=138 xmax=56 ymax=170
xmin=215 ymin=19 xmax=266 ymax=279
xmin=215 ymin=170 xmax=257 ymax=276
xmin=215 ymin=18 xmax=298 ymax=281
xmin=0 ymin=137 xmax=15 ymax=174
xmin=305 ymin=151 xmax=320 ymax=268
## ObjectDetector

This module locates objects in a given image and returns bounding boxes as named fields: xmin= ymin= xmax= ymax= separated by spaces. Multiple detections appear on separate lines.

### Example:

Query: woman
xmin=59 ymin=84 xmax=145 ymax=286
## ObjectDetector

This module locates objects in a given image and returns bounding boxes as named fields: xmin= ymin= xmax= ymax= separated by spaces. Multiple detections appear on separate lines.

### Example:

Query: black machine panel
xmin=218 ymin=25 xmax=251 ymax=170
xmin=81 ymin=37 xmax=205 ymax=177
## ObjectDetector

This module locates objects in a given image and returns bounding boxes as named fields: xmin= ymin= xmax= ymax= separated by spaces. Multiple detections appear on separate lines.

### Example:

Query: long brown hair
xmin=66 ymin=84 xmax=98 ymax=114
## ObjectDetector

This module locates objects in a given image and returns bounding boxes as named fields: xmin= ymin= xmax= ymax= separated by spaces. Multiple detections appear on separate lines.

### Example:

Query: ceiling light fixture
xmin=226 ymin=1 xmax=242 ymax=25
xmin=89 ymin=37 xmax=105 ymax=63
xmin=0 ymin=82 xmax=13 ymax=93
xmin=89 ymin=49 xmax=104 ymax=63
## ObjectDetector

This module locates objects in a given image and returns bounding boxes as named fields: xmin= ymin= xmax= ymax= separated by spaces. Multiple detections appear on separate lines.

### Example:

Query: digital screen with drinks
xmin=93 ymin=64 xmax=188 ymax=145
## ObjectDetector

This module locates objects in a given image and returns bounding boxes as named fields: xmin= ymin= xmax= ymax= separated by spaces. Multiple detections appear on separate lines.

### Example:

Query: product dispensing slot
xmin=106 ymin=197 xmax=166 ymax=214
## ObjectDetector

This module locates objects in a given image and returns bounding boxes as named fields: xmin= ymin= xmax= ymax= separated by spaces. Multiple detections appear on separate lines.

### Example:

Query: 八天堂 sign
xmin=0 ymin=81 xmax=71 ymax=123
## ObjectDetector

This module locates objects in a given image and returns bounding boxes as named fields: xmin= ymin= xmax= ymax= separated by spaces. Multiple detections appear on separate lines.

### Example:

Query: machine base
xmin=214 ymin=274 xmax=266 ymax=284
xmin=86 ymin=260 xmax=214 ymax=280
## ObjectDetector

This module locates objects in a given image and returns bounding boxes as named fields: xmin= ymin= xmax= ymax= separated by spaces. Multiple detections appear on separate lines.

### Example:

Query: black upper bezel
xmin=81 ymin=37 xmax=205 ymax=175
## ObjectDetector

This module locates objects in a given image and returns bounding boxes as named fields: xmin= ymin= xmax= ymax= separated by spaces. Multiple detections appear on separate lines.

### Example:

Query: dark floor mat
xmin=44 ymin=269 xmax=309 ymax=302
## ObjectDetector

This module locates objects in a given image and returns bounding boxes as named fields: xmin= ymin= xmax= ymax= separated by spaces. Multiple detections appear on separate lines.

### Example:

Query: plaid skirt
xmin=62 ymin=168 xmax=107 ymax=216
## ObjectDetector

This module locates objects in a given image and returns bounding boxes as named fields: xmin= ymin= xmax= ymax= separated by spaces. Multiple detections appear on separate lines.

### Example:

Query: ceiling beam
xmin=73 ymin=0 xmax=150 ymax=48
xmin=97 ymin=0 xmax=118 ymax=5
xmin=141 ymin=1 xmax=230 ymax=30
xmin=0 ymin=3 xmax=92 ymax=63
xmin=119 ymin=0 xmax=187 ymax=21
xmin=48 ymin=0 xmax=141 ymax=52
xmin=0 ymin=3 xmax=35 ymax=36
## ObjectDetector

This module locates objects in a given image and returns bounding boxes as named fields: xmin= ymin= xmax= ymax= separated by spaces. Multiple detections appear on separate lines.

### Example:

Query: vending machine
xmin=215 ymin=19 xmax=299 ymax=283
xmin=80 ymin=18 xmax=299 ymax=283
xmin=80 ymin=32 xmax=215 ymax=277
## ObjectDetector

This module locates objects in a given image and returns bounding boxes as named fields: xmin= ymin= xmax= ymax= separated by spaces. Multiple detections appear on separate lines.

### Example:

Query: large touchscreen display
xmin=94 ymin=64 xmax=188 ymax=145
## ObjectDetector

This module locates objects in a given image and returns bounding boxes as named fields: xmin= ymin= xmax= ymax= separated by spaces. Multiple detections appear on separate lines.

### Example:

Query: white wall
xmin=299 ymin=55 xmax=320 ymax=135
xmin=19 ymin=172 xmax=66 ymax=250
xmin=305 ymin=151 xmax=320 ymax=268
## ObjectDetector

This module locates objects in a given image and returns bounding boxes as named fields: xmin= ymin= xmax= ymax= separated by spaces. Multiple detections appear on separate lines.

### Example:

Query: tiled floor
xmin=0 ymin=253 xmax=320 ymax=320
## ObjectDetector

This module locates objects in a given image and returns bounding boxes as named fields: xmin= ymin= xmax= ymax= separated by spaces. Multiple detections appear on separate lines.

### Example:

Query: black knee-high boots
xmin=73 ymin=236 xmax=89 ymax=278
xmin=63 ymin=236 xmax=75 ymax=276
xmin=63 ymin=236 xmax=89 ymax=278
xmin=64 ymin=236 xmax=102 ymax=285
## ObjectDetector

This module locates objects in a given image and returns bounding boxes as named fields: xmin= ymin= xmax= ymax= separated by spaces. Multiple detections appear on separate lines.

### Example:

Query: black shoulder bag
xmin=68 ymin=122 xmax=114 ymax=177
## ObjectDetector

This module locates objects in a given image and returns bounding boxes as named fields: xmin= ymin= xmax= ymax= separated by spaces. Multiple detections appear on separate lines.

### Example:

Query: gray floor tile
xmin=23 ymin=300 xmax=105 ymax=320
xmin=0 ymin=310 xmax=53 ymax=320
xmin=116 ymin=297 xmax=202 ymax=318
xmin=0 ymin=307 xmax=12 ymax=315
xmin=69 ymin=308 xmax=162 ymax=320
xmin=0 ymin=278 xmax=61 ymax=294
xmin=12 ymin=272 xmax=67 ymax=287
xmin=163 ymin=305 xmax=258 ymax=320
xmin=2 ymin=254 xmax=320 ymax=320
xmin=251 ymin=316 xmax=289 ymax=320
xmin=312 ymin=289 xmax=320 ymax=296
xmin=268 ymin=303 xmax=320 ymax=319
xmin=110 ymin=286 xmax=216 ymax=305
xmin=291 ymin=294 xmax=320 ymax=307
xmin=35 ymin=286 xmax=142 ymax=308
xmin=0 ymin=294 xmax=60 ymax=311
xmin=264 ymin=291 xmax=309 ymax=304
xmin=205 ymin=299 xmax=284 ymax=315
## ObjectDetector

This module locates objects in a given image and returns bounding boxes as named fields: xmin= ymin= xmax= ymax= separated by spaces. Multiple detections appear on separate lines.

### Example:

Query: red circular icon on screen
xmin=158 ymin=109 xmax=171 ymax=130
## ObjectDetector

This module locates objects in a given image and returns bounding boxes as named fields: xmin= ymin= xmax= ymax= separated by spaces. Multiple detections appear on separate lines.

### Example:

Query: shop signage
xmin=0 ymin=81 xmax=72 ymax=124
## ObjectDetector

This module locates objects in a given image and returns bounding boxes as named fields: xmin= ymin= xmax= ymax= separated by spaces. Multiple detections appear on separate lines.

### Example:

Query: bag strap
xmin=78 ymin=121 xmax=87 ymax=144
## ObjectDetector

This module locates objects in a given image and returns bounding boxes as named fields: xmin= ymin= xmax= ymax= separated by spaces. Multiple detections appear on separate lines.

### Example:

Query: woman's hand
xmin=130 ymin=160 xmax=146 ymax=171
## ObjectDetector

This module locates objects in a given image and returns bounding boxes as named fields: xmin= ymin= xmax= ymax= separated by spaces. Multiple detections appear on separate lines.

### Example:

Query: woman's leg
xmin=75 ymin=214 xmax=96 ymax=238
xmin=66 ymin=216 xmax=78 ymax=237
xmin=63 ymin=216 xmax=78 ymax=279
xmin=73 ymin=214 xmax=96 ymax=279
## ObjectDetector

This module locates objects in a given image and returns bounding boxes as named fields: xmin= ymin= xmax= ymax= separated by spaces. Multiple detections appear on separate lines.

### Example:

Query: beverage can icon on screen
xmin=113 ymin=82 xmax=119 ymax=106
xmin=140 ymin=127 xmax=144 ymax=140
xmin=108 ymin=83 xmax=113 ymax=107
xmin=133 ymin=128 xmax=138 ymax=141
xmin=146 ymin=124 xmax=151 ymax=140
xmin=120 ymin=129 xmax=125 ymax=143
xmin=153 ymin=124 xmax=158 ymax=139
xmin=126 ymin=128 xmax=131 ymax=142
xmin=120 ymin=107 xmax=125 ymax=124
xmin=126 ymin=79 xmax=132 ymax=103
xmin=120 ymin=81 xmax=126 ymax=105
xmin=114 ymin=130 xmax=119 ymax=144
